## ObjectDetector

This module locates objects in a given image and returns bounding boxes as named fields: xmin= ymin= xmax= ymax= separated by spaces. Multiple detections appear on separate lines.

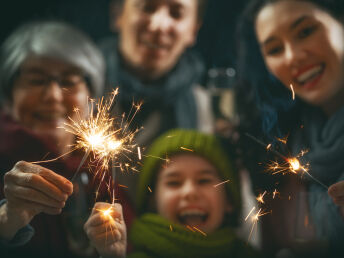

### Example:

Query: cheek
xmin=65 ymin=88 xmax=89 ymax=116
xmin=155 ymin=190 xmax=178 ymax=218
xmin=11 ymin=90 xmax=36 ymax=122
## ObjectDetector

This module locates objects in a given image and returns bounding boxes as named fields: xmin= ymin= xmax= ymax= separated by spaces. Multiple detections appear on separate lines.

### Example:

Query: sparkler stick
xmin=245 ymin=133 xmax=328 ymax=190
xmin=71 ymin=149 xmax=91 ymax=182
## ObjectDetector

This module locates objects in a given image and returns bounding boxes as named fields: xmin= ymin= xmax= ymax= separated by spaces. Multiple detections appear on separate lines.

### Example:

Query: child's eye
xmin=165 ymin=180 xmax=181 ymax=187
xmin=198 ymin=178 xmax=213 ymax=185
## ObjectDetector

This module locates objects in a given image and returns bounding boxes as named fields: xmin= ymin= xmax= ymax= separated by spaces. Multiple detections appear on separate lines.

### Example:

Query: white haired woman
xmin=0 ymin=21 xmax=134 ymax=258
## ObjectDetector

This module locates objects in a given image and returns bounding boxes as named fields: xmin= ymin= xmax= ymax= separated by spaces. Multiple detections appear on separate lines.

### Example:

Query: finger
xmin=328 ymin=181 xmax=344 ymax=198
xmin=91 ymin=229 xmax=122 ymax=245
xmin=5 ymin=170 xmax=68 ymax=202
xmin=14 ymin=161 xmax=73 ymax=195
xmin=86 ymin=212 xmax=114 ymax=228
xmin=6 ymin=185 xmax=65 ymax=209
xmin=91 ymin=202 xmax=121 ymax=219
xmin=113 ymin=203 xmax=124 ymax=221
xmin=332 ymin=196 xmax=344 ymax=206
xmin=86 ymin=221 xmax=117 ymax=237
xmin=7 ymin=196 xmax=62 ymax=215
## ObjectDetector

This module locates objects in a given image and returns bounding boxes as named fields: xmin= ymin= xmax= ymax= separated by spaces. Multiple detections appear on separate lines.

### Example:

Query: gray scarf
xmin=99 ymin=36 xmax=205 ymax=129
xmin=292 ymin=105 xmax=344 ymax=253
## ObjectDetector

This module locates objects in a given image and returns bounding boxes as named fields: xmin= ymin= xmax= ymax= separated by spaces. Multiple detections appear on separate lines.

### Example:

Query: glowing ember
xmin=256 ymin=191 xmax=267 ymax=204
xmin=272 ymin=189 xmax=280 ymax=199
xmin=288 ymin=158 xmax=300 ymax=172
xmin=290 ymin=84 xmax=295 ymax=100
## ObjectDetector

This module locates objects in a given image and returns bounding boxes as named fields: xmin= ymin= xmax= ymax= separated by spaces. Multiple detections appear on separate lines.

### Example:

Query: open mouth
xmin=177 ymin=209 xmax=208 ymax=226
xmin=295 ymin=64 xmax=325 ymax=86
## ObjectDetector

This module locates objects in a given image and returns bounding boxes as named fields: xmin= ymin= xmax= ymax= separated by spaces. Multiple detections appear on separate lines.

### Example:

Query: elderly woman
xmin=0 ymin=21 xmax=134 ymax=258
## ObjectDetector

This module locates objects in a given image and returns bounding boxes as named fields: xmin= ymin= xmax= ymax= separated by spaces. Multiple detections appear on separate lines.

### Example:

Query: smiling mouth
xmin=295 ymin=64 xmax=325 ymax=86
xmin=142 ymin=40 xmax=169 ymax=51
xmin=34 ymin=112 xmax=65 ymax=123
xmin=177 ymin=210 xmax=208 ymax=226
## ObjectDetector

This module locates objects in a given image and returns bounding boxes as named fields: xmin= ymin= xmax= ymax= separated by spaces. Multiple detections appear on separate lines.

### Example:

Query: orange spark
xmin=272 ymin=189 xmax=280 ymax=199
xmin=180 ymin=147 xmax=194 ymax=152
xmin=245 ymin=206 xmax=256 ymax=221
xmin=148 ymin=186 xmax=152 ymax=193
xmin=137 ymin=147 xmax=142 ymax=160
xmin=193 ymin=226 xmax=207 ymax=236
xmin=290 ymin=84 xmax=295 ymax=100
xmin=256 ymin=191 xmax=267 ymax=204
xmin=213 ymin=180 xmax=230 ymax=188
xmin=186 ymin=225 xmax=195 ymax=232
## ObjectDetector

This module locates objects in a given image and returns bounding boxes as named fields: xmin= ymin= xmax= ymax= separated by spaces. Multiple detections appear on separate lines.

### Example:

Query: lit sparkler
xmin=245 ymin=133 xmax=328 ymax=190
xmin=60 ymin=89 xmax=141 ymax=182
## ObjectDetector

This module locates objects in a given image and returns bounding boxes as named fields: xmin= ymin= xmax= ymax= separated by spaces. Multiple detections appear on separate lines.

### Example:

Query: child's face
xmin=154 ymin=154 xmax=232 ymax=233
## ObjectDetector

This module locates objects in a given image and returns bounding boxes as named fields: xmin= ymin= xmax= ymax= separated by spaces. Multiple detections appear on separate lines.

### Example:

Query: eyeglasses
xmin=15 ymin=70 xmax=87 ymax=91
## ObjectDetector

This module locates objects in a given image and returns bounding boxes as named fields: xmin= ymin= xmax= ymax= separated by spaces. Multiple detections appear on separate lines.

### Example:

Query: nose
xmin=148 ymin=8 xmax=173 ymax=32
xmin=284 ymin=42 xmax=307 ymax=67
xmin=181 ymin=180 xmax=199 ymax=201
xmin=41 ymin=81 xmax=64 ymax=102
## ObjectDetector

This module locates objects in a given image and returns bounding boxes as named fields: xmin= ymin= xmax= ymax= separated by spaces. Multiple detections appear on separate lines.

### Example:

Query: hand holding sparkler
xmin=84 ymin=202 xmax=127 ymax=258
xmin=328 ymin=181 xmax=344 ymax=217
xmin=0 ymin=161 xmax=73 ymax=241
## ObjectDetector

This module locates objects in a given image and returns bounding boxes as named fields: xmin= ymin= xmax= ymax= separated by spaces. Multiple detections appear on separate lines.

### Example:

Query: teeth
xmin=296 ymin=65 xmax=323 ymax=84
xmin=143 ymin=41 xmax=165 ymax=49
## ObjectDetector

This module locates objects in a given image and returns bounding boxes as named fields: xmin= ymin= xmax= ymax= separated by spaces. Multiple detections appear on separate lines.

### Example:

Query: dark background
xmin=0 ymin=0 xmax=247 ymax=69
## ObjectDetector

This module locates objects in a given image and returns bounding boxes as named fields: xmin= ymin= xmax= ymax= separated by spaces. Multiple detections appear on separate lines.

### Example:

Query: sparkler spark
xmin=60 ymin=89 xmax=141 ymax=184
xmin=256 ymin=191 xmax=267 ymax=204
xmin=193 ymin=226 xmax=207 ymax=236
xmin=180 ymin=147 xmax=194 ymax=152
xmin=245 ymin=133 xmax=328 ymax=190
xmin=290 ymin=84 xmax=295 ymax=100
xmin=245 ymin=207 xmax=270 ymax=242
xmin=272 ymin=189 xmax=280 ymax=199
xmin=213 ymin=180 xmax=230 ymax=188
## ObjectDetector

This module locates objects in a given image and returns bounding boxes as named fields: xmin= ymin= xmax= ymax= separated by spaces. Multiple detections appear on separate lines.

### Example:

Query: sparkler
xmin=61 ymin=89 xmax=141 ymax=184
xmin=245 ymin=133 xmax=328 ymax=190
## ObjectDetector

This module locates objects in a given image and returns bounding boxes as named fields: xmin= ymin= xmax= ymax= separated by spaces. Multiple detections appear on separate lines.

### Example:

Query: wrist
xmin=0 ymin=202 xmax=29 ymax=241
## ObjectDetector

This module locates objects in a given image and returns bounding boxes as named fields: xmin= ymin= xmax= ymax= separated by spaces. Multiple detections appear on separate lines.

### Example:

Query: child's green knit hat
xmin=136 ymin=129 xmax=241 ymax=218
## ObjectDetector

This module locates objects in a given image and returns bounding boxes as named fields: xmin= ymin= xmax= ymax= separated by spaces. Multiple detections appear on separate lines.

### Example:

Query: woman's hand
xmin=0 ymin=161 xmax=73 ymax=241
xmin=328 ymin=180 xmax=344 ymax=217
xmin=84 ymin=202 xmax=127 ymax=258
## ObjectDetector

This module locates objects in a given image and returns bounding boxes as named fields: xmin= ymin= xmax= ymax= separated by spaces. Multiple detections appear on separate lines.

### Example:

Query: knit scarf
xmin=291 ymin=105 xmax=344 ymax=251
xmin=128 ymin=213 xmax=258 ymax=258
xmin=100 ymin=37 xmax=205 ymax=129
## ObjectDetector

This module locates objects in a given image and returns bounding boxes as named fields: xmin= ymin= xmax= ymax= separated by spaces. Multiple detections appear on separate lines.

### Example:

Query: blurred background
xmin=0 ymin=0 xmax=247 ymax=69
xmin=1 ymin=0 xmax=248 ymax=122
